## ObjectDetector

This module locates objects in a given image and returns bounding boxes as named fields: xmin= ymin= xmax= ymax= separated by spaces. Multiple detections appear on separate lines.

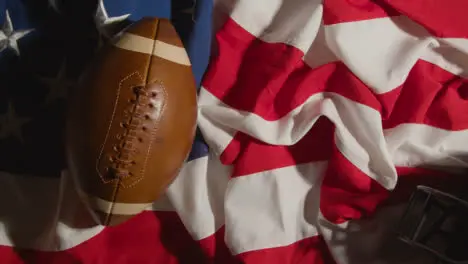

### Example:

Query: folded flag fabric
xmin=1 ymin=0 xmax=468 ymax=263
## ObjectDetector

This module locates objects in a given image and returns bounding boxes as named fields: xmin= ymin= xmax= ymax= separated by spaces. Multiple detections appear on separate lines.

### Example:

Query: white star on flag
xmin=39 ymin=60 xmax=75 ymax=104
xmin=0 ymin=101 xmax=30 ymax=144
xmin=0 ymin=9 xmax=34 ymax=56
xmin=95 ymin=0 xmax=130 ymax=40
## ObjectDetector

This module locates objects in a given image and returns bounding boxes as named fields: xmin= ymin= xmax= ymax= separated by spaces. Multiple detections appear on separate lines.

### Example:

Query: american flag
xmin=1 ymin=0 xmax=468 ymax=263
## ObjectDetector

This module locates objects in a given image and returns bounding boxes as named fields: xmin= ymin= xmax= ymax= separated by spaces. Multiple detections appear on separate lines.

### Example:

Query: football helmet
xmin=396 ymin=185 xmax=468 ymax=264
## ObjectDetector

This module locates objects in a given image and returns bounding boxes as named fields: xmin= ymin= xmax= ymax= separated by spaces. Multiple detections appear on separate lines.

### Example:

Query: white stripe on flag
xmin=166 ymin=153 xmax=231 ymax=240
xmin=325 ymin=15 xmax=452 ymax=94
xmin=198 ymin=88 xmax=239 ymax=155
xmin=218 ymin=2 xmax=468 ymax=92
xmin=384 ymin=123 xmax=468 ymax=169
xmin=223 ymin=0 xmax=323 ymax=53
xmin=225 ymin=162 xmax=326 ymax=254
xmin=0 ymin=171 xmax=104 ymax=251
xmin=198 ymin=88 xmax=397 ymax=190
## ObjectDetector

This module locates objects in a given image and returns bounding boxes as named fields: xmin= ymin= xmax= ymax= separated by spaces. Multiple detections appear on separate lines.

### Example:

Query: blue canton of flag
xmin=0 ymin=0 xmax=212 ymax=177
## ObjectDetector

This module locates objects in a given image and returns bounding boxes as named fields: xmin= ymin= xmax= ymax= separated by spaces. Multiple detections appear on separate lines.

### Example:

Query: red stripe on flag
xmin=221 ymin=117 xmax=334 ymax=176
xmin=0 ymin=246 xmax=28 ymax=264
xmin=2 ymin=212 xmax=205 ymax=264
xmin=203 ymin=19 xmax=383 ymax=119
xmin=320 ymin=143 xmax=390 ymax=224
xmin=0 ymin=215 xmax=338 ymax=264
xmin=320 ymin=152 xmax=468 ymax=225
xmin=323 ymin=0 xmax=468 ymax=37
xmin=382 ymin=60 xmax=468 ymax=131
xmin=322 ymin=0 xmax=399 ymax=25
xmin=197 ymin=227 xmax=236 ymax=263
xmin=235 ymin=235 xmax=336 ymax=264
xmin=380 ymin=0 xmax=468 ymax=38
xmin=197 ymin=227 xmax=336 ymax=264
xmin=204 ymin=17 xmax=468 ymax=132
xmin=202 ymin=18 xmax=306 ymax=121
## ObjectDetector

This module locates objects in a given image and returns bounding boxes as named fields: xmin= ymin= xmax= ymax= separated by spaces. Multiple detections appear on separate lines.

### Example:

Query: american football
xmin=65 ymin=17 xmax=197 ymax=226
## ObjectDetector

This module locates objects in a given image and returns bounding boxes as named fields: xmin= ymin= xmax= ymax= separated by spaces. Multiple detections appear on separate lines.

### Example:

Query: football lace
xmin=109 ymin=85 xmax=153 ymax=178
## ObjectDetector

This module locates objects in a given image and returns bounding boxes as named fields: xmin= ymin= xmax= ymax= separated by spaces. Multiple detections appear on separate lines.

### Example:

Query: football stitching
xmin=123 ymin=80 xmax=168 ymax=189
xmin=95 ymin=70 xmax=144 ymax=184
xmin=97 ymin=70 xmax=143 ymax=225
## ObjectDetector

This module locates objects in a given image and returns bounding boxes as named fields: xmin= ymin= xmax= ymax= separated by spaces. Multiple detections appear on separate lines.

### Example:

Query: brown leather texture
xmin=65 ymin=17 xmax=197 ymax=226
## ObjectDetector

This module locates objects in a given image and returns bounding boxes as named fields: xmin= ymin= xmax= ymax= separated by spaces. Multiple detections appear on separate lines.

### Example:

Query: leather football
xmin=65 ymin=17 xmax=197 ymax=226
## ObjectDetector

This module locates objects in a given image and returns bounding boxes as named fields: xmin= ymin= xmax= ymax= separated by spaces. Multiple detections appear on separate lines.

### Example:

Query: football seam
xmin=107 ymin=18 xmax=161 ymax=225
xmin=126 ymin=20 xmax=165 ymax=188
